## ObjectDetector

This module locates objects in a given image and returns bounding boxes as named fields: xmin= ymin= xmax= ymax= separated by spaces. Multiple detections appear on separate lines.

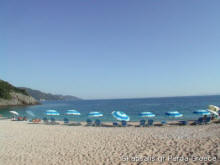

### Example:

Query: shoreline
xmin=0 ymin=115 xmax=218 ymax=126
xmin=0 ymin=103 xmax=41 ymax=108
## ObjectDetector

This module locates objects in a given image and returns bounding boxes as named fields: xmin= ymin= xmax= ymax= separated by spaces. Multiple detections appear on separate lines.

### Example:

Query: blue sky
xmin=1 ymin=0 xmax=220 ymax=99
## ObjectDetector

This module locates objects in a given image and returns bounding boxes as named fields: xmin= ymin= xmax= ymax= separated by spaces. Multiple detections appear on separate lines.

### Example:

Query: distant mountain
xmin=0 ymin=80 xmax=39 ymax=106
xmin=20 ymin=87 xmax=81 ymax=101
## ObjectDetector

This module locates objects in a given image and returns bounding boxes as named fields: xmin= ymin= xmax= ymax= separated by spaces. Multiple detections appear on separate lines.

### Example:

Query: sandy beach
xmin=0 ymin=119 xmax=219 ymax=165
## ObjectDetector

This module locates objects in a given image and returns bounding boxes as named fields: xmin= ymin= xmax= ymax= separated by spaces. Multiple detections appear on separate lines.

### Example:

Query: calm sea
xmin=0 ymin=95 xmax=220 ymax=122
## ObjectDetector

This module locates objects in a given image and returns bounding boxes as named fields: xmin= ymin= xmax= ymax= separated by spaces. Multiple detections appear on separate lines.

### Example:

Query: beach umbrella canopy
xmin=88 ymin=112 xmax=103 ymax=117
xmin=112 ymin=111 xmax=130 ymax=121
xmin=208 ymin=109 xmax=219 ymax=116
xmin=45 ymin=110 xmax=60 ymax=116
xmin=208 ymin=105 xmax=220 ymax=116
xmin=139 ymin=112 xmax=155 ymax=118
xmin=193 ymin=110 xmax=210 ymax=115
xmin=9 ymin=111 xmax=19 ymax=116
xmin=65 ymin=110 xmax=80 ymax=115
xmin=208 ymin=105 xmax=220 ymax=111
xmin=165 ymin=111 xmax=183 ymax=118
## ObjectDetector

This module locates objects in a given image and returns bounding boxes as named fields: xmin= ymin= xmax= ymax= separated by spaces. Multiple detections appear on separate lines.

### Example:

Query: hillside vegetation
xmin=0 ymin=80 xmax=80 ymax=107
xmin=0 ymin=80 xmax=28 ymax=99
xmin=20 ymin=87 xmax=81 ymax=101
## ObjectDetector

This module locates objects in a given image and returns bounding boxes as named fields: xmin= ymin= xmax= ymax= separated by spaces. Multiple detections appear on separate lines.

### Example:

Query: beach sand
xmin=0 ymin=119 xmax=219 ymax=165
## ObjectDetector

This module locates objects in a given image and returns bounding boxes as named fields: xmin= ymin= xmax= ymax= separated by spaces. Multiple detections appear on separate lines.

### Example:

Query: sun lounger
xmin=94 ymin=119 xmax=101 ymax=126
xmin=194 ymin=117 xmax=203 ymax=125
xmin=198 ymin=117 xmax=204 ymax=125
xmin=64 ymin=118 xmax=69 ymax=124
xmin=204 ymin=117 xmax=211 ymax=124
xmin=179 ymin=120 xmax=188 ymax=125
xmin=50 ymin=117 xmax=56 ymax=123
xmin=121 ymin=120 xmax=127 ymax=127
xmin=113 ymin=122 xmax=118 ymax=127
xmin=161 ymin=121 xmax=167 ymax=126
xmin=194 ymin=116 xmax=211 ymax=125
xmin=148 ymin=119 xmax=154 ymax=126
xmin=156 ymin=121 xmax=167 ymax=126
xmin=86 ymin=119 xmax=93 ymax=126
xmin=50 ymin=117 xmax=59 ymax=125
xmin=43 ymin=117 xmax=49 ymax=124
xmin=139 ymin=120 xmax=146 ymax=127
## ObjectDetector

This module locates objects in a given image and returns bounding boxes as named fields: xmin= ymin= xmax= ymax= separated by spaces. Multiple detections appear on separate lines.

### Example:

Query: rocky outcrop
xmin=0 ymin=92 xmax=39 ymax=107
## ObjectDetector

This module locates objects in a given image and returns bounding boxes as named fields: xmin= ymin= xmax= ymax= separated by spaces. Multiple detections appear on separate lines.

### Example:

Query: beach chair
xmin=113 ymin=122 xmax=118 ymax=127
xmin=198 ymin=117 xmax=204 ymax=125
xmin=161 ymin=121 xmax=167 ymax=126
xmin=147 ymin=119 xmax=154 ymax=126
xmin=94 ymin=119 xmax=101 ymax=126
xmin=43 ymin=117 xmax=48 ymax=124
xmin=204 ymin=117 xmax=211 ymax=124
xmin=139 ymin=120 xmax=146 ymax=127
xmin=195 ymin=117 xmax=203 ymax=125
xmin=64 ymin=118 xmax=69 ymax=124
xmin=86 ymin=119 xmax=93 ymax=126
xmin=179 ymin=120 xmax=188 ymax=126
xmin=121 ymin=120 xmax=127 ymax=127
xmin=50 ymin=117 xmax=56 ymax=124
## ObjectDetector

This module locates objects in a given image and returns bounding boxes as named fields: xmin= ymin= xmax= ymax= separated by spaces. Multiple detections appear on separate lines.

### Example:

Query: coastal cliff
xmin=0 ymin=80 xmax=39 ymax=107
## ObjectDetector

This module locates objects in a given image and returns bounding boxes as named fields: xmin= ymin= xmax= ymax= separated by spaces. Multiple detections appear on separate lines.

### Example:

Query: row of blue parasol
xmin=43 ymin=109 xmax=212 ymax=122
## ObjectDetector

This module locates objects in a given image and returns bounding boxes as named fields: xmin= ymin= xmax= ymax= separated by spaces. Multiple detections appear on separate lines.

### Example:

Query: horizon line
xmin=83 ymin=94 xmax=220 ymax=101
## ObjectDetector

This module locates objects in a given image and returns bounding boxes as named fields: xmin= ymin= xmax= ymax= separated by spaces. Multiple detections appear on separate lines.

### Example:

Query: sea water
xmin=0 ymin=95 xmax=220 ymax=122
